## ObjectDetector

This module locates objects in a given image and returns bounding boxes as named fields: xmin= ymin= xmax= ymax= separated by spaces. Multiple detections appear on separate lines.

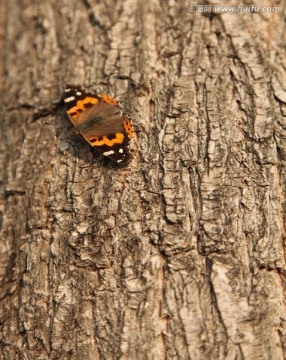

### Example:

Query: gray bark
xmin=0 ymin=0 xmax=286 ymax=359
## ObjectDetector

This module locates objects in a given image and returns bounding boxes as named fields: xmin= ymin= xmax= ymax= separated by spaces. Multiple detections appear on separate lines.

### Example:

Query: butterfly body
xmin=64 ymin=85 xmax=133 ymax=165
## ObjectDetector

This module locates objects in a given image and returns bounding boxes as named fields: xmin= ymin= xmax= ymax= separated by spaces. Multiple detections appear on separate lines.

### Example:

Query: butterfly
xmin=64 ymin=85 xmax=133 ymax=165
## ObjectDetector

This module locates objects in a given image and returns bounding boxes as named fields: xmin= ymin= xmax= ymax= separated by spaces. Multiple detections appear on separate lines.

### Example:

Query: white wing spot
xmin=76 ymin=91 xmax=82 ymax=96
xmin=117 ymin=159 xmax=123 ymax=163
xmin=119 ymin=148 xmax=124 ymax=153
xmin=65 ymin=88 xmax=71 ymax=92
xmin=103 ymin=150 xmax=115 ymax=156
xmin=64 ymin=96 xmax=75 ymax=103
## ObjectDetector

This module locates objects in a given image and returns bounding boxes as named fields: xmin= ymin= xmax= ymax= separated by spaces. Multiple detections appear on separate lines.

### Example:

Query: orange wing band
xmin=123 ymin=119 xmax=133 ymax=138
xmin=99 ymin=95 xmax=118 ymax=106
xmin=67 ymin=97 xmax=99 ymax=117
xmin=87 ymin=133 xmax=125 ymax=147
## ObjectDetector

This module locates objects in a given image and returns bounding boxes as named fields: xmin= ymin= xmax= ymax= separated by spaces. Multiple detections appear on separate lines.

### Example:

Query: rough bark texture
xmin=0 ymin=0 xmax=286 ymax=359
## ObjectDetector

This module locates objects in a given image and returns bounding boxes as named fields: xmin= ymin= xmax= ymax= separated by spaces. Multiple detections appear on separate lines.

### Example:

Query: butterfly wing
xmin=75 ymin=100 xmax=125 ymax=135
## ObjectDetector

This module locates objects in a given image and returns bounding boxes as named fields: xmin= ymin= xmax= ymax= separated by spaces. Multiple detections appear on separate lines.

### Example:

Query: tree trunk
xmin=0 ymin=0 xmax=285 ymax=359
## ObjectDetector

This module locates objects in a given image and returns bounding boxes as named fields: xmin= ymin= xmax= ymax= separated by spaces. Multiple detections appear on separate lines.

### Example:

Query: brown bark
xmin=0 ymin=0 xmax=286 ymax=359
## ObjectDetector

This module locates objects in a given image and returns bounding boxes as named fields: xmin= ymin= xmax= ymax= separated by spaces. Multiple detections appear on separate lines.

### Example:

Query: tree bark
xmin=0 ymin=0 xmax=286 ymax=359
